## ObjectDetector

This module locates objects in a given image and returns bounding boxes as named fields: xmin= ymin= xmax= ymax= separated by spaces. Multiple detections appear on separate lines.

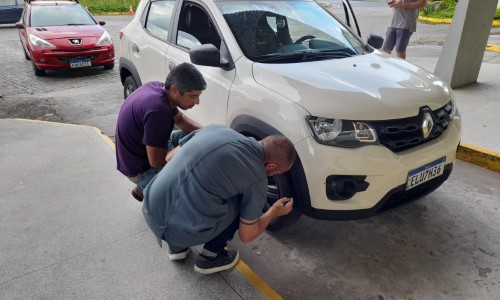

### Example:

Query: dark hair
xmin=164 ymin=63 xmax=207 ymax=95
xmin=260 ymin=135 xmax=296 ymax=168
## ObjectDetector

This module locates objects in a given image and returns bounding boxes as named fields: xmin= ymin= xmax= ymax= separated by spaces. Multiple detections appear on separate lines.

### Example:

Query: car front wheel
xmin=32 ymin=61 xmax=45 ymax=77
xmin=264 ymin=171 xmax=302 ymax=231
xmin=123 ymin=75 xmax=138 ymax=99
xmin=104 ymin=63 xmax=114 ymax=70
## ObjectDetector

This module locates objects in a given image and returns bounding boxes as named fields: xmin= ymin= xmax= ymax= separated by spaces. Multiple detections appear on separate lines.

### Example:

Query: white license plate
xmin=69 ymin=60 xmax=91 ymax=68
xmin=406 ymin=157 xmax=446 ymax=190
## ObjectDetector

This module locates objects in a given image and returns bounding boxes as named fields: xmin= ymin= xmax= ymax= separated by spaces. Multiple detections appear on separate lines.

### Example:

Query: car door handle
xmin=132 ymin=43 xmax=139 ymax=53
xmin=168 ymin=62 xmax=176 ymax=71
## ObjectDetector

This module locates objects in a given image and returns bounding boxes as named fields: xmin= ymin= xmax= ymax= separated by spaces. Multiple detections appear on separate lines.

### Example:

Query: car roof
xmin=27 ymin=0 xmax=79 ymax=6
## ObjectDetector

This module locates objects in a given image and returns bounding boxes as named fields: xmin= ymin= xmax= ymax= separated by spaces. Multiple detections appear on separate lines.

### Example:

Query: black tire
xmin=264 ymin=171 xmax=302 ymax=231
xmin=103 ymin=63 xmax=114 ymax=70
xmin=32 ymin=61 xmax=45 ymax=77
xmin=22 ymin=45 xmax=30 ymax=60
xmin=123 ymin=75 xmax=138 ymax=99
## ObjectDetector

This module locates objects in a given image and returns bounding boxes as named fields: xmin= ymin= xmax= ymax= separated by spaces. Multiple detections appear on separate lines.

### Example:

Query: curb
xmin=457 ymin=142 xmax=500 ymax=173
xmin=418 ymin=16 xmax=500 ymax=27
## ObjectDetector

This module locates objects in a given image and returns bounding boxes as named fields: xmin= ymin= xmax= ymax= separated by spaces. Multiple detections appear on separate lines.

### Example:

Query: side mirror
xmin=367 ymin=34 xmax=384 ymax=49
xmin=190 ymin=44 xmax=230 ymax=69
xmin=98 ymin=21 xmax=106 ymax=26
xmin=15 ymin=22 xmax=25 ymax=29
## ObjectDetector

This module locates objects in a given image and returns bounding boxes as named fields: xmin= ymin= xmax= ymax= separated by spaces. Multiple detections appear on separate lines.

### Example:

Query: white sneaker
xmin=168 ymin=248 xmax=190 ymax=261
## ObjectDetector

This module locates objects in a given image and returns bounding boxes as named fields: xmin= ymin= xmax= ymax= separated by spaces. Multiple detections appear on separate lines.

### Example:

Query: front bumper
xmin=294 ymin=118 xmax=461 ymax=220
xmin=31 ymin=45 xmax=114 ymax=70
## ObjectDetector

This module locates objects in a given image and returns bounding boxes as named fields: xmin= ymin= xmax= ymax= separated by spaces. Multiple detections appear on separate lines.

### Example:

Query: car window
xmin=216 ymin=0 xmax=369 ymax=62
xmin=30 ymin=5 xmax=96 ymax=27
xmin=176 ymin=4 xmax=221 ymax=50
xmin=0 ymin=0 xmax=18 ymax=6
xmin=145 ymin=0 xmax=175 ymax=40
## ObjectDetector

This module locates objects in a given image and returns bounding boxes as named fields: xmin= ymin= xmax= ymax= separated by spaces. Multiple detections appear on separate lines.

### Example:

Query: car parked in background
xmin=0 ymin=0 xmax=23 ymax=24
xmin=119 ymin=0 xmax=462 ymax=230
xmin=16 ymin=0 xmax=114 ymax=76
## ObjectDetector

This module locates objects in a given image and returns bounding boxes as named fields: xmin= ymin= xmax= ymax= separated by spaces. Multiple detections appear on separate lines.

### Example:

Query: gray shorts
xmin=382 ymin=27 xmax=413 ymax=52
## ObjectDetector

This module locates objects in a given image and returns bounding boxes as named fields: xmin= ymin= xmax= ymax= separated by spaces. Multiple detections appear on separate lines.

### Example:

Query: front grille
xmin=57 ymin=55 xmax=99 ymax=63
xmin=373 ymin=101 xmax=453 ymax=152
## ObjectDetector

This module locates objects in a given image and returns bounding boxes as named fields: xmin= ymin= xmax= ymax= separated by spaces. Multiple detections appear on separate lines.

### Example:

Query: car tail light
xmin=119 ymin=29 xmax=124 ymax=40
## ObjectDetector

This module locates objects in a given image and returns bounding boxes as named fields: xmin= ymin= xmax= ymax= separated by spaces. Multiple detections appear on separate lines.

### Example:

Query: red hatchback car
xmin=16 ymin=0 xmax=114 ymax=76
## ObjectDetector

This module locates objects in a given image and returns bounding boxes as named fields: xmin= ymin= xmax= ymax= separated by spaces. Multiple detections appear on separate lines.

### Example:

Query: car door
xmin=0 ymin=0 xmax=22 ymax=24
xmin=130 ymin=0 xmax=176 ymax=84
xmin=165 ymin=1 xmax=235 ymax=126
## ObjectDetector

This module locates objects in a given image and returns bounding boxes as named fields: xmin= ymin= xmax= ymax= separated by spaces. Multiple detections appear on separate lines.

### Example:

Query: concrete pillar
xmin=434 ymin=0 xmax=497 ymax=88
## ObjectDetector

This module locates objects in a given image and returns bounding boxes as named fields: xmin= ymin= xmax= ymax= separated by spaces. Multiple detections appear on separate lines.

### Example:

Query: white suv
xmin=119 ymin=0 xmax=461 ymax=229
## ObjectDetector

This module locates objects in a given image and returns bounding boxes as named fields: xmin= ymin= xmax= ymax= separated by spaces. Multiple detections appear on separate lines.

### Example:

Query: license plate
xmin=406 ymin=157 xmax=446 ymax=190
xmin=69 ymin=60 xmax=91 ymax=68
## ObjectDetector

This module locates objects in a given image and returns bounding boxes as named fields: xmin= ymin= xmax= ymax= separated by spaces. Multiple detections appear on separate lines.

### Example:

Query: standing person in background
xmin=115 ymin=63 xmax=206 ymax=202
xmin=382 ymin=0 xmax=427 ymax=59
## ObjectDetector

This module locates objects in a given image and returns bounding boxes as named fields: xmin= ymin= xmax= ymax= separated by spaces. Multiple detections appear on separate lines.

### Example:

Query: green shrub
xmin=421 ymin=0 xmax=500 ymax=20
xmin=79 ymin=0 xmax=141 ymax=14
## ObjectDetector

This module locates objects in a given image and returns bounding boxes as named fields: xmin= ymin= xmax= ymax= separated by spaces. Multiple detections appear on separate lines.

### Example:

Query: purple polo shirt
xmin=115 ymin=81 xmax=179 ymax=177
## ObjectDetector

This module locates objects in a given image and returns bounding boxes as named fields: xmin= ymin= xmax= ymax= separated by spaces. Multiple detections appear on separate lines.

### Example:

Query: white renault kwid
xmin=119 ymin=0 xmax=461 ymax=229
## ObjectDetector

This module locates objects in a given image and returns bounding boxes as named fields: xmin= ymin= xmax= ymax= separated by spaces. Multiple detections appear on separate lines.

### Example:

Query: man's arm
xmin=174 ymin=112 xmax=202 ymax=132
xmin=388 ymin=0 xmax=426 ymax=10
xmin=238 ymin=197 xmax=293 ymax=243
xmin=146 ymin=146 xmax=167 ymax=168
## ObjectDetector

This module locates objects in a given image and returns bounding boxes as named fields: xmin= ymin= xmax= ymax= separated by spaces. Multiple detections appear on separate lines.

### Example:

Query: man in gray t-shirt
xmin=142 ymin=125 xmax=296 ymax=274
xmin=382 ymin=0 xmax=427 ymax=59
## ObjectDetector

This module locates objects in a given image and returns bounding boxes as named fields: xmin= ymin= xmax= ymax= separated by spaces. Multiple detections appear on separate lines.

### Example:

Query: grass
xmin=79 ymin=0 xmax=141 ymax=14
xmin=421 ymin=0 xmax=500 ymax=20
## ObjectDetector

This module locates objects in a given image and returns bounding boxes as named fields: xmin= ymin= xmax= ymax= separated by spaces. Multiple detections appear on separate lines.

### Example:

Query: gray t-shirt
xmin=142 ymin=124 xmax=268 ymax=247
xmin=389 ymin=0 xmax=420 ymax=32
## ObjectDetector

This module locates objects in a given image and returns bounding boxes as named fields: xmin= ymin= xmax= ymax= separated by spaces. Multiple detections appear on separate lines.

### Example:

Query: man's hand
xmin=270 ymin=197 xmax=294 ymax=218
xmin=238 ymin=197 xmax=294 ymax=243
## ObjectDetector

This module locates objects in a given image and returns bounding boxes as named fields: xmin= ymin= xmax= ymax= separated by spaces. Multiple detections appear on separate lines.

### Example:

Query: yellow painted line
xmin=235 ymin=260 xmax=283 ymax=300
xmin=457 ymin=142 xmax=500 ymax=173
xmin=418 ymin=16 xmax=500 ymax=27
xmin=418 ymin=16 xmax=452 ymax=24
xmin=92 ymin=127 xmax=116 ymax=149
xmin=486 ymin=44 xmax=500 ymax=53
xmin=13 ymin=118 xmax=116 ymax=149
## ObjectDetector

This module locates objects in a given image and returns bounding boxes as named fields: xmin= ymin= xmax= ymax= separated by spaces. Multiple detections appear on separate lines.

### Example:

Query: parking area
xmin=0 ymin=15 xmax=131 ymax=139
xmin=1 ymin=8 xmax=500 ymax=300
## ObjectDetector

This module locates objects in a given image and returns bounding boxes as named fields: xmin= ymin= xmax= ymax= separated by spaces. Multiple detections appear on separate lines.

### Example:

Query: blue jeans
xmin=129 ymin=130 xmax=188 ymax=191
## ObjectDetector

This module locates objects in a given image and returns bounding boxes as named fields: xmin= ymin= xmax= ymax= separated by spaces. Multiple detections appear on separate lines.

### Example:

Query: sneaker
xmin=168 ymin=248 xmax=190 ymax=261
xmin=194 ymin=249 xmax=239 ymax=274
xmin=131 ymin=187 xmax=143 ymax=202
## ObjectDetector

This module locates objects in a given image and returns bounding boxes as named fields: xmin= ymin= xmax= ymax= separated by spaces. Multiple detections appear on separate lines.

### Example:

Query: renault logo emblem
xmin=69 ymin=39 xmax=82 ymax=46
xmin=422 ymin=112 xmax=434 ymax=139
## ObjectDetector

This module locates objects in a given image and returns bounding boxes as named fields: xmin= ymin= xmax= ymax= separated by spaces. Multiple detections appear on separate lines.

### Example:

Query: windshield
xmin=30 ymin=5 xmax=96 ymax=27
xmin=216 ymin=0 xmax=370 ymax=63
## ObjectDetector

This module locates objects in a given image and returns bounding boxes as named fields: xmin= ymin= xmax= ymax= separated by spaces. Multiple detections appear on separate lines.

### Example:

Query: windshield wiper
xmin=256 ymin=49 xmax=354 ymax=63
xmin=302 ymin=49 xmax=354 ymax=60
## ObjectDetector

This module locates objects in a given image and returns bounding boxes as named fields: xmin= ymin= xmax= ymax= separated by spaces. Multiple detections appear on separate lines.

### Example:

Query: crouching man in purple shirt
xmin=115 ymin=63 xmax=206 ymax=202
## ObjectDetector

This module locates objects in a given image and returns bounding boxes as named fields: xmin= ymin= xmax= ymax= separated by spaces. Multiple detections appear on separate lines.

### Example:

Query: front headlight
xmin=306 ymin=116 xmax=379 ymax=148
xmin=96 ymin=31 xmax=111 ymax=46
xmin=29 ymin=34 xmax=55 ymax=48
xmin=449 ymin=97 xmax=461 ymax=120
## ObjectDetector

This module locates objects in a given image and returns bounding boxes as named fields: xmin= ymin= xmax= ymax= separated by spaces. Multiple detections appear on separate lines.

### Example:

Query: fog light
xmin=40 ymin=58 xmax=45 ymax=62
xmin=326 ymin=175 xmax=369 ymax=200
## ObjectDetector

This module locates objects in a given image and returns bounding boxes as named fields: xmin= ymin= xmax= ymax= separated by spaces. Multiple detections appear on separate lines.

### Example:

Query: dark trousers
xmin=203 ymin=216 xmax=240 ymax=253
xmin=164 ymin=216 xmax=240 ymax=254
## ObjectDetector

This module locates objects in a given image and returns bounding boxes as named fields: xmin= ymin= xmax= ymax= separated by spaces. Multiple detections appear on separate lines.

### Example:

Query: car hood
xmin=252 ymin=53 xmax=453 ymax=120
xmin=28 ymin=25 xmax=104 ymax=40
